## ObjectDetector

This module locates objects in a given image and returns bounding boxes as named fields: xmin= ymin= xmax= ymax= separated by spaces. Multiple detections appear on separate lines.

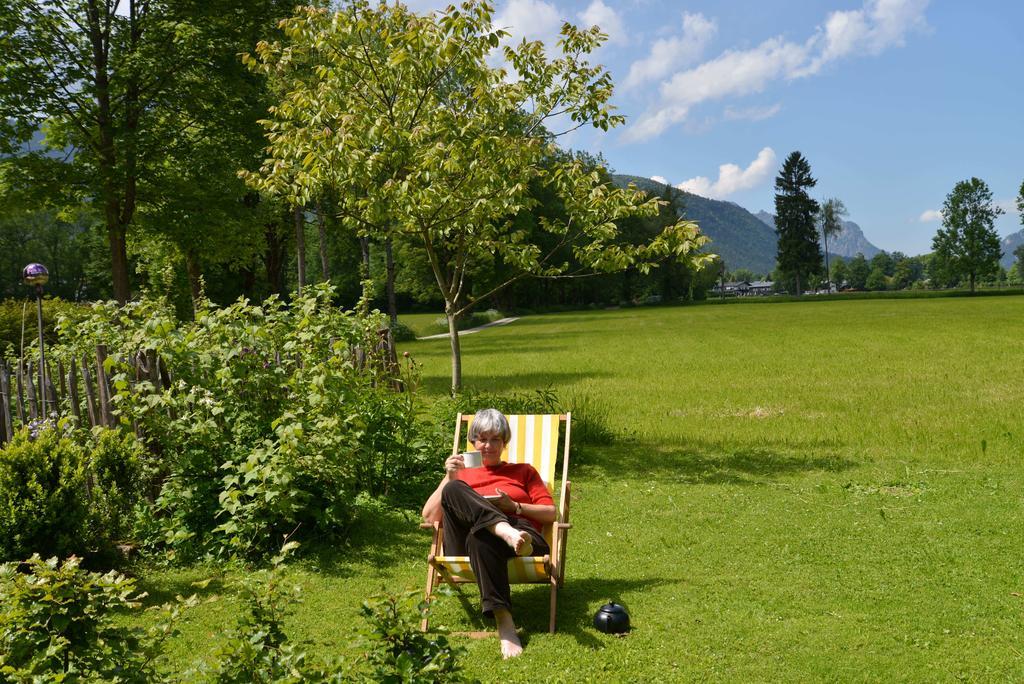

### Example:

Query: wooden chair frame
xmin=421 ymin=412 xmax=572 ymax=633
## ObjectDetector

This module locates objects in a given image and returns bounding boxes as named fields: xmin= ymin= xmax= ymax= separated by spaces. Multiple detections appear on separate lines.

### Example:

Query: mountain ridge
xmin=754 ymin=211 xmax=881 ymax=259
xmin=612 ymin=174 xmax=779 ymax=274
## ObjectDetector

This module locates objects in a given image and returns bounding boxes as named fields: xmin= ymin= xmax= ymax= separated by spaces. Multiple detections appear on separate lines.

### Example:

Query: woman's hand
xmin=444 ymin=453 xmax=465 ymax=476
xmin=493 ymin=488 xmax=518 ymax=515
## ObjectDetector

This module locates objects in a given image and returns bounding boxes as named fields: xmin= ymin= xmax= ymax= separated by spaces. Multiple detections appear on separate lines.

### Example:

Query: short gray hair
xmin=468 ymin=408 xmax=511 ymax=443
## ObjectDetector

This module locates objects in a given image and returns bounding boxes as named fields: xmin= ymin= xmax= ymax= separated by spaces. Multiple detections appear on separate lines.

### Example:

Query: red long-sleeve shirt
xmin=458 ymin=462 xmax=553 ymax=532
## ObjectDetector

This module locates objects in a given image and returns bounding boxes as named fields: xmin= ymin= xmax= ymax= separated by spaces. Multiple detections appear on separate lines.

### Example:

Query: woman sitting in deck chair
xmin=421 ymin=408 xmax=556 ymax=658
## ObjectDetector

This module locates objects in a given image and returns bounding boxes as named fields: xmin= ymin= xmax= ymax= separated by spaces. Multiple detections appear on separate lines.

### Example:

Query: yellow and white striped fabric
xmin=467 ymin=413 xmax=560 ymax=495
xmin=433 ymin=414 xmax=563 ymax=578
xmin=435 ymin=555 xmax=551 ymax=583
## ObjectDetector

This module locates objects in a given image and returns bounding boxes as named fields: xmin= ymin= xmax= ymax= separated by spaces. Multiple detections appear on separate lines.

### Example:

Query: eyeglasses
xmin=473 ymin=435 xmax=504 ymax=445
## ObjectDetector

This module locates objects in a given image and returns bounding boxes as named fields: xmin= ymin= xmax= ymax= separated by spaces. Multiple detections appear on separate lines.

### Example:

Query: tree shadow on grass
xmin=573 ymin=438 xmax=857 ymax=486
xmin=419 ymin=370 xmax=613 ymax=396
xmin=300 ymin=507 xmax=425 ymax=579
xmin=134 ymin=571 xmax=229 ymax=607
xmin=433 ymin=576 xmax=669 ymax=649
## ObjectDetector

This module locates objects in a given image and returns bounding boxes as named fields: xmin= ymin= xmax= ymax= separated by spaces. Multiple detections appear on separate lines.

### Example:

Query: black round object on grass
xmin=593 ymin=602 xmax=630 ymax=634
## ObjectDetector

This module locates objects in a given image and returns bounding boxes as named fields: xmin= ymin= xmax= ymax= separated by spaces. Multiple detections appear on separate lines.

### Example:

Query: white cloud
xmin=919 ymin=209 xmax=942 ymax=222
xmin=625 ymin=0 xmax=930 ymax=141
xmin=493 ymin=0 xmax=562 ymax=48
xmin=623 ymin=13 xmax=716 ymax=90
xmin=650 ymin=175 xmax=668 ymax=185
xmin=626 ymin=38 xmax=807 ymax=140
xmin=801 ymin=0 xmax=930 ymax=75
xmin=578 ymin=0 xmax=627 ymax=46
xmin=676 ymin=147 xmax=777 ymax=199
xmin=723 ymin=103 xmax=782 ymax=121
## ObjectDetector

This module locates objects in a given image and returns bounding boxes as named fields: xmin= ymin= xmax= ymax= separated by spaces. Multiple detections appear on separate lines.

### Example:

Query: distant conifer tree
xmin=774 ymin=152 xmax=822 ymax=294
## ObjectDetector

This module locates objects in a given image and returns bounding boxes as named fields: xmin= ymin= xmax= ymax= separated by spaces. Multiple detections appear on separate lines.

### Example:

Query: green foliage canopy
xmin=931 ymin=177 xmax=1003 ymax=292
xmin=241 ymin=0 xmax=710 ymax=390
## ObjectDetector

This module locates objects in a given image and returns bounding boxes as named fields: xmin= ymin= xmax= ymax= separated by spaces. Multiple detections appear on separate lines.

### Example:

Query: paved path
xmin=417 ymin=316 xmax=520 ymax=340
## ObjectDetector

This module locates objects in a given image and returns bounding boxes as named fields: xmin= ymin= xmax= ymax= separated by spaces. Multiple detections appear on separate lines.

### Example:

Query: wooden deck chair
xmin=421 ymin=412 xmax=572 ymax=633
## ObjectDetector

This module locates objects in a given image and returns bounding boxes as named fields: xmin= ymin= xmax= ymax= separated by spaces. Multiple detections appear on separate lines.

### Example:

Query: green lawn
xmin=139 ymin=296 xmax=1024 ymax=681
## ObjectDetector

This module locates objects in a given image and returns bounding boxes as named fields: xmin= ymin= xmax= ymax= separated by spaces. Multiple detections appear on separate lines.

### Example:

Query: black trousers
xmin=441 ymin=480 xmax=549 ymax=615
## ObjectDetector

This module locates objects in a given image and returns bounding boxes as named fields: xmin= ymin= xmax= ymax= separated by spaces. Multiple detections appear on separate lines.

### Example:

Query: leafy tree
xmin=0 ymin=0 xmax=303 ymax=305
xmin=243 ymin=1 xmax=711 ymax=391
xmin=1014 ymin=244 xmax=1024 ymax=274
xmin=1018 ymin=179 xmax=1024 ymax=228
xmin=830 ymin=258 xmax=848 ymax=288
xmin=730 ymin=268 xmax=756 ymax=283
xmin=817 ymin=197 xmax=846 ymax=291
xmin=846 ymin=253 xmax=869 ymax=290
xmin=865 ymin=266 xmax=888 ymax=291
xmin=931 ymin=177 xmax=1003 ymax=293
xmin=870 ymin=251 xmax=895 ymax=277
xmin=891 ymin=259 xmax=914 ymax=289
xmin=774 ymin=151 xmax=821 ymax=294
xmin=0 ymin=0 xmax=192 ymax=302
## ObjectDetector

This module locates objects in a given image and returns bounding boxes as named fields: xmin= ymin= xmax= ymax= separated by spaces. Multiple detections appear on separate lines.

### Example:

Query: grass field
xmin=138 ymin=296 xmax=1024 ymax=681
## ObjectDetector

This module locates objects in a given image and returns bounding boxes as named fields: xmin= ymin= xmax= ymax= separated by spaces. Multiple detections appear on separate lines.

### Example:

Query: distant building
xmin=711 ymin=280 xmax=775 ymax=296
xmin=712 ymin=280 xmax=749 ymax=296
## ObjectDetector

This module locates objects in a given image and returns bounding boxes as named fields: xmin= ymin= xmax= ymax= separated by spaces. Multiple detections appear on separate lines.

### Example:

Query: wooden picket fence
xmin=0 ymin=329 xmax=401 ymax=447
xmin=0 ymin=346 xmax=170 ymax=446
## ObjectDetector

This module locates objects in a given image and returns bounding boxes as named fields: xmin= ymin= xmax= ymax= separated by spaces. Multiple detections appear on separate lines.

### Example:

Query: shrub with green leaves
xmin=50 ymin=284 xmax=435 ymax=560
xmin=86 ymin=427 xmax=148 ymax=551
xmin=0 ymin=425 xmax=89 ymax=560
xmin=0 ymin=297 xmax=89 ymax=358
xmin=358 ymin=590 xmax=470 ymax=683
xmin=0 ymin=555 xmax=186 ymax=681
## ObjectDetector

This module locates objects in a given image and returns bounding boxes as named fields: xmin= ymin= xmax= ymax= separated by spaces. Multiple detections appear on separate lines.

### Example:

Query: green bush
xmin=0 ymin=424 xmax=152 ymax=562
xmin=390 ymin=319 xmax=417 ymax=342
xmin=358 ymin=590 xmax=470 ymax=683
xmin=87 ymin=428 xmax=148 ymax=551
xmin=0 ymin=297 xmax=89 ymax=358
xmin=0 ymin=425 xmax=90 ymax=561
xmin=49 ymin=284 xmax=434 ymax=561
xmin=0 ymin=555 xmax=185 ymax=681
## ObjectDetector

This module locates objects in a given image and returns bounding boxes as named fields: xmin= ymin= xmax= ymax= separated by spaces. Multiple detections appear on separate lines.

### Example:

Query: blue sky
xmin=409 ymin=0 xmax=1023 ymax=255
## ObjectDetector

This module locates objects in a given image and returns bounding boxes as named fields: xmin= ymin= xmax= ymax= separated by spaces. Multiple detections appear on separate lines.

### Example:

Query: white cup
xmin=462 ymin=450 xmax=482 ymax=468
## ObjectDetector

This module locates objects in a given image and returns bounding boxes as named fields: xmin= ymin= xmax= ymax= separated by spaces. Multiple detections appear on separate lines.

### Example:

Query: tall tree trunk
xmin=385 ymin=236 xmax=397 ymax=325
xmin=359 ymin=236 xmax=371 ymax=278
xmin=105 ymin=219 xmax=130 ymax=304
xmin=293 ymin=205 xmax=305 ymax=295
xmin=823 ymin=232 xmax=831 ymax=292
xmin=184 ymin=249 xmax=203 ymax=308
xmin=446 ymin=308 xmax=462 ymax=394
xmin=87 ymin=0 xmax=131 ymax=304
xmin=240 ymin=265 xmax=256 ymax=299
xmin=316 ymin=202 xmax=330 ymax=281
xmin=263 ymin=213 xmax=288 ymax=295
xmin=795 ymin=273 xmax=802 ymax=296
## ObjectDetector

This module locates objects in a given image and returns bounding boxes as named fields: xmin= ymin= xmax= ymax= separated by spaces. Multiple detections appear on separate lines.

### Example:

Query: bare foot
xmin=491 ymin=522 xmax=533 ymax=556
xmin=494 ymin=608 xmax=523 ymax=659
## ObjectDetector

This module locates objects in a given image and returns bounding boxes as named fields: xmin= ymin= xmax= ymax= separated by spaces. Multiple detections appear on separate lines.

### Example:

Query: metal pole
xmin=36 ymin=284 xmax=45 ymax=417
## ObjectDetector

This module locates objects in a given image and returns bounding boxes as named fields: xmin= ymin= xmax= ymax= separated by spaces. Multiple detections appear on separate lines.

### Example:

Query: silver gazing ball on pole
xmin=22 ymin=263 xmax=49 ymax=417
